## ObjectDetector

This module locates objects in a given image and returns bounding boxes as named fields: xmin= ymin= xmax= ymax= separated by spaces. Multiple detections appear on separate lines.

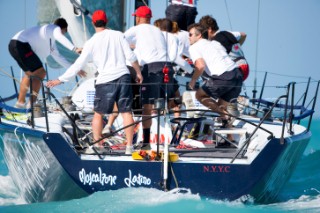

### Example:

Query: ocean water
xmin=0 ymin=119 xmax=319 ymax=213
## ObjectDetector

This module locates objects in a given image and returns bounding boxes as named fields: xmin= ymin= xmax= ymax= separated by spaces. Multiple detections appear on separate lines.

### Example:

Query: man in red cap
xmin=47 ymin=10 xmax=143 ymax=154
xmin=125 ymin=6 xmax=175 ymax=149
xmin=131 ymin=5 xmax=153 ymax=18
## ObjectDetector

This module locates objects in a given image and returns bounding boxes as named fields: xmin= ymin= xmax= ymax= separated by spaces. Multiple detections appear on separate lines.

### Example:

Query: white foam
xmin=273 ymin=194 xmax=320 ymax=212
xmin=66 ymin=187 xmax=201 ymax=212
xmin=0 ymin=175 xmax=26 ymax=206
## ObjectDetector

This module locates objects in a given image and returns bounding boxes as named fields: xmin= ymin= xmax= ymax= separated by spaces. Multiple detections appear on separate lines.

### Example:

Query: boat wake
xmin=0 ymin=178 xmax=319 ymax=212
xmin=277 ymin=150 xmax=320 ymax=201
xmin=0 ymin=175 xmax=26 ymax=206
xmin=265 ymin=194 xmax=320 ymax=212
xmin=0 ymin=187 xmax=201 ymax=212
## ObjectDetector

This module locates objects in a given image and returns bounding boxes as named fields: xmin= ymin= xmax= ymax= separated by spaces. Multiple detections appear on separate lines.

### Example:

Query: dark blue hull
xmin=42 ymin=130 xmax=311 ymax=203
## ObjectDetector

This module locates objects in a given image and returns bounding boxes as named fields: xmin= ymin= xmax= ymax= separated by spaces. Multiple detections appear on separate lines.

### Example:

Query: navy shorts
xmin=8 ymin=40 xmax=43 ymax=72
xmin=94 ymin=74 xmax=133 ymax=114
xmin=173 ymin=77 xmax=180 ymax=93
xmin=202 ymin=68 xmax=243 ymax=102
xmin=140 ymin=62 xmax=175 ymax=105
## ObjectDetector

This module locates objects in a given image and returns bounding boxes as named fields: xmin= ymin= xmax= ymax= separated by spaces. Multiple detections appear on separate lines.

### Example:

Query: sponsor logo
xmin=124 ymin=170 xmax=151 ymax=187
xmin=78 ymin=168 xmax=152 ymax=187
xmin=79 ymin=167 xmax=117 ymax=186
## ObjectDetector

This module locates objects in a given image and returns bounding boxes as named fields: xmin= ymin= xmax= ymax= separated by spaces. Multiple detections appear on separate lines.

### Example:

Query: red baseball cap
xmin=132 ymin=6 xmax=152 ymax=18
xmin=92 ymin=10 xmax=108 ymax=24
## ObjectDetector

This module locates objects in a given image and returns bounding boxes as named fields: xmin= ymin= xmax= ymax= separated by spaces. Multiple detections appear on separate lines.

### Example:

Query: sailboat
xmin=0 ymin=0 xmax=319 ymax=204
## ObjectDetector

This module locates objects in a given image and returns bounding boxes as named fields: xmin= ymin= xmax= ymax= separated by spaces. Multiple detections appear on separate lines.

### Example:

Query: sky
xmin=0 ymin=0 xmax=319 ymax=115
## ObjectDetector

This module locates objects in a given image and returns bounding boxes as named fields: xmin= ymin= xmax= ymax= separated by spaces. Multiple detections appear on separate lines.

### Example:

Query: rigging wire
xmin=255 ymin=71 xmax=311 ymax=79
xmin=0 ymin=67 xmax=69 ymax=96
xmin=254 ymin=0 xmax=261 ymax=94
xmin=24 ymin=0 xmax=26 ymax=28
xmin=224 ymin=0 xmax=233 ymax=30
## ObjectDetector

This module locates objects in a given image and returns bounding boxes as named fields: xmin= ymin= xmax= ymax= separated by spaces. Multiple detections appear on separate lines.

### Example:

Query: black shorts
xmin=94 ymin=74 xmax=133 ymax=114
xmin=173 ymin=77 xmax=180 ymax=93
xmin=165 ymin=4 xmax=198 ymax=31
xmin=140 ymin=62 xmax=175 ymax=105
xmin=8 ymin=40 xmax=43 ymax=72
xmin=202 ymin=68 xmax=243 ymax=102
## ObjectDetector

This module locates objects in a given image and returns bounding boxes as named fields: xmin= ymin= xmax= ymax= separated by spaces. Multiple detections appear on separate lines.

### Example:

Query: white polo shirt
xmin=189 ymin=39 xmax=237 ymax=76
xmin=12 ymin=24 xmax=75 ymax=68
xmin=175 ymin=30 xmax=190 ymax=58
xmin=124 ymin=24 xmax=168 ymax=66
xmin=58 ymin=29 xmax=136 ymax=84
xmin=171 ymin=0 xmax=198 ymax=7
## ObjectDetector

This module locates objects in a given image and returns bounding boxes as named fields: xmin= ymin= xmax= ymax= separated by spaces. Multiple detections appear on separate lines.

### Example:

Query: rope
xmin=0 ymin=67 xmax=21 ymax=84
xmin=0 ymin=67 xmax=70 ymax=97
xmin=142 ymin=0 xmax=149 ymax=7
xmin=81 ymin=13 xmax=88 ymax=41
xmin=0 ymin=67 xmax=36 ymax=96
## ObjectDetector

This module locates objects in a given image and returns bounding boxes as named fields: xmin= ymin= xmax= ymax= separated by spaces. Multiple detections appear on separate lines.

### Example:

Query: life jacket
xmin=213 ymin=31 xmax=249 ymax=81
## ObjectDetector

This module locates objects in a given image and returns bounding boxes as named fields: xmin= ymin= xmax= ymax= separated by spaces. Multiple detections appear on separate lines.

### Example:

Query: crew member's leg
xmin=121 ymin=111 xmax=134 ymax=153
xmin=17 ymin=75 xmax=31 ymax=105
xmin=9 ymin=40 xmax=44 ymax=107
xmin=195 ymin=88 xmax=227 ymax=116
xmin=92 ymin=112 xmax=104 ymax=143
xmin=104 ymin=103 xmax=118 ymax=133
xmin=92 ymin=82 xmax=115 ymax=146
xmin=142 ymin=103 xmax=153 ymax=145
xmin=117 ymin=74 xmax=135 ymax=153
xmin=17 ymin=68 xmax=46 ymax=106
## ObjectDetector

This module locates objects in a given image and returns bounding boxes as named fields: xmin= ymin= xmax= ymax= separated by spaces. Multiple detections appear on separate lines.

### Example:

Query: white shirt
xmin=12 ymin=24 xmax=75 ymax=68
xmin=175 ymin=30 xmax=190 ymax=58
xmin=171 ymin=0 xmax=198 ymax=7
xmin=170 ymin=32 xmax=193 ymax=73
xmin=162 ymin=31 xmax=178 ymax=62
xmin=214 ymin=30 xmax=246 ymax=63
xmin=124 ymin=24 xmax=168 ymax=66
xmin=228 ymin=31 xmax=241 ymax=41
xmin=189 ymin=39 xmax=237 ymax=76
xmin=58 ymin=29 xmax=136 ymax=84
xmin=228 ymin=31 xmax=246 ymax=61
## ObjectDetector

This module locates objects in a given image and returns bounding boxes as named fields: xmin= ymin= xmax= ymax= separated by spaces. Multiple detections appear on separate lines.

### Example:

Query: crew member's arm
xmin=53 ymin=27 xmax=81 ymax=53
xmin=122 ymin=33 xmax=143 ymax=84
xmin=238 ymin=32 xmax=247 ymax=45
xmin=131 ymin=61 xmax=143 ymax=84
xmin=124 ymin=27 xmax=137 ymax=49
xmin=46 ymin=44 xmax=90 ymax=88
xmin=189 ymin=58 xmax=205 ymax=90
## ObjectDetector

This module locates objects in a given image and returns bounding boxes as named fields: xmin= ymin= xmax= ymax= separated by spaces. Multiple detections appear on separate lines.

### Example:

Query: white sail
xmin=54 ymin=0 xmax=91 ymax=47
